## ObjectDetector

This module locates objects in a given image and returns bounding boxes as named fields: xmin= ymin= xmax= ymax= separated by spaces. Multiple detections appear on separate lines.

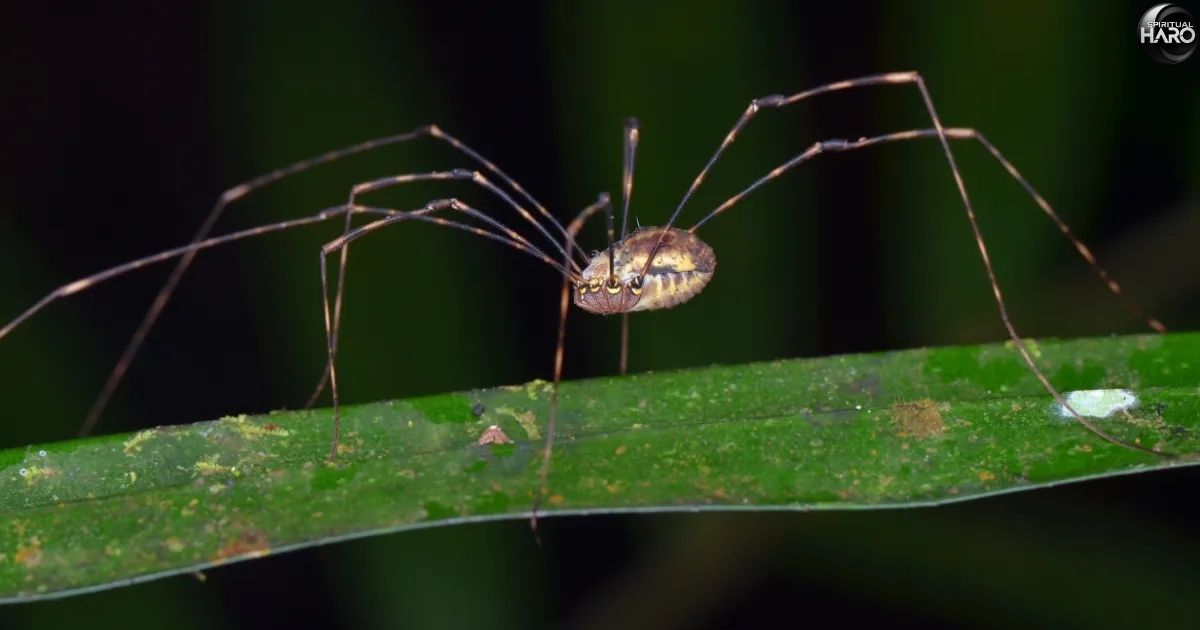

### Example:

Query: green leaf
xmin=2 ymin=332 xmax=1198 ymax=602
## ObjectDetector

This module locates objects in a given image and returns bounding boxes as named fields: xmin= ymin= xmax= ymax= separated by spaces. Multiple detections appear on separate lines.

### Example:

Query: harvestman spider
xmin=1 ymin=71 xmax=1172 ymax=529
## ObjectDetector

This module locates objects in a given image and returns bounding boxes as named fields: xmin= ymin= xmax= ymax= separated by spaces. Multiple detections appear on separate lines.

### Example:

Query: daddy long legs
xmin=0 ymin=71 xmax=1172 ymax=534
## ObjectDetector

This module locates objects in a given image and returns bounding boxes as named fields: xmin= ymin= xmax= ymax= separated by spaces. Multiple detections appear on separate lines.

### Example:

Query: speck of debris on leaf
xmin=477 ymin=425 xmax=513 ymax=445
xmin=890 ymin=399 xmax=946 ymax=438
xmin=122 ymin=429 xmax=157 ymax=455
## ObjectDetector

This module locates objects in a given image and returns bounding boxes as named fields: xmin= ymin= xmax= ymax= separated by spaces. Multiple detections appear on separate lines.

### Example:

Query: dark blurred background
xmin=1 ymin=2 xmax=1197 ymax=628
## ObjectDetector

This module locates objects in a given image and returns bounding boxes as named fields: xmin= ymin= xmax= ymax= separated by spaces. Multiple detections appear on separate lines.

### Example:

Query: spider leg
xmin=635 ymin=71 xmax=1166 ymax=456
xmin=643 ymin=72 xmax=924 ymax=277
xmin=692 ymin=127 xmax=1166 ymax=334
xmin=81 ymin=124 xmax=588 ymax=436
xmin=680 ymin=121 xmax=1168 ymax=456
xmin=318 ymin=198 xmax=588 ymax=459
xmin=531 ymin=192 xmax=614 ymax=539
xmin=305 ymin=167 xmax=584 ymax=408
xmin=2 ymin=205 xmax=354 ymax=344
xmin=618 ymin=119 xmax=639 ymax=376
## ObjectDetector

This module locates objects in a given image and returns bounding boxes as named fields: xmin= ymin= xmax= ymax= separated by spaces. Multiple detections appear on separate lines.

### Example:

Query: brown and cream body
xmin=574 ymin=227 xmax=716 ymax=315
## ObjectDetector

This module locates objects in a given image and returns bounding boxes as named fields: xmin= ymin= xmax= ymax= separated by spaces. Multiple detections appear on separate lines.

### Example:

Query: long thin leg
xmin=78 ymin=130 xmax=428 ymax=436
xmin=318 ymin=198 xmax=584 ymax=459
xmin=691 ymin=127 xmax=1166 ymax=333
xmin=531 ymin=193 xmax=614 ymax=539
xmin=0 ymin=203 xmax=524 ymax=347
xmin=304 ymin=167 xmax=587 ymax=408
xmin=659 ymin=71 xmax=1168 ymax=455
xmin=2 ymin=205 xmax=358 ymax=344
xmin=348 ymin=169 xmax=579 ymax=268
xmin=619 ymin=118 xmax=640 ymax=240
xmin=640 ymin=72 xmax=920 ymax=277
xmin=619 ymin=313 xmax=630 ymax=376
xmin=618 ymin=118 xmax=639 ymax=375
xmin=431 ymin=127 xmax=591 ymax=265
xmin=896 ymin=77 xmax=1166 ymax=455
xmin=81 ymin=123 xmax=587 ymax=436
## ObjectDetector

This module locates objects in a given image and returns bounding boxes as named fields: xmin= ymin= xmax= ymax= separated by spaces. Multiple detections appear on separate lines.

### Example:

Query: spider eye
xmin=630 ymin=276 xmax=643 ymax=289
xmin=606 ymin=277 xmax=620 ymax=288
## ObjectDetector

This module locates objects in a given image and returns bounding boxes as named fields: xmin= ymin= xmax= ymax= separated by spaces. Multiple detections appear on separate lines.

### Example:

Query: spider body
xmin=574 ymin=227 xmax=716 ymax=315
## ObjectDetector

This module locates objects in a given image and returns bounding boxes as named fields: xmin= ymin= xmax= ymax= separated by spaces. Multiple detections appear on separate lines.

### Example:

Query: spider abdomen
xmin=575 ymin=227 xmax=716 ymax=315
xmin=634 ymin=265 xmax=714 ymax=311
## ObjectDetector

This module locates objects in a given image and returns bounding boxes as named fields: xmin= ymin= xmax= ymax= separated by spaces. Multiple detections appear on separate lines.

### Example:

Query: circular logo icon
xmin=1139 ymin=3 xmax=1196 ymax=64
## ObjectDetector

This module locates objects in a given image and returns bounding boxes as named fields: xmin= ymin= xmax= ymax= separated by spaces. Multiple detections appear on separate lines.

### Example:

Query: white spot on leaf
xmin=1057 ymin=389 xmax=1138 ymax=419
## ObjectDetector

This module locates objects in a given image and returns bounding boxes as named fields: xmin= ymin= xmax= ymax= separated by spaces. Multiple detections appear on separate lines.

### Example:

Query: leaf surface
xmin=2 ymin=332 xmax=1197 ymax=602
